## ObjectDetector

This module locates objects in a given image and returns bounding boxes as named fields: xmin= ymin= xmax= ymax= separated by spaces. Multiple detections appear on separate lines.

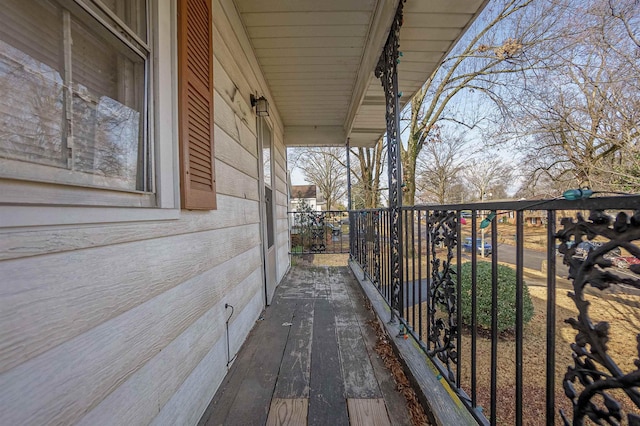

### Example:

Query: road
xmin=483 ymin=243 xmax=570 ymax=278
xmin=488 ymin=243 xmax=638 ymax=284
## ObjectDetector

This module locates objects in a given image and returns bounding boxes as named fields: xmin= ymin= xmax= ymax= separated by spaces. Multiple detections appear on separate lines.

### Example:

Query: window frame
xmin=0 ymin=0 xmax=180 ymax=228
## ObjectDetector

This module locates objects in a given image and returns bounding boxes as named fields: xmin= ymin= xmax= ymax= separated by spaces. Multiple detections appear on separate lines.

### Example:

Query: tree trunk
xmin=354 ymin=140 xmax=385 ymax=209
xmin=402 ymin=159 xmax=416 ymax=206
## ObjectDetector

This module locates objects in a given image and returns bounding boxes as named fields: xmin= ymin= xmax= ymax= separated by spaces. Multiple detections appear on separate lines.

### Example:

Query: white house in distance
xmin=290 ymin=184 xmax=324 ymax=212
xmin=0 ymin=0 xmax=487 ymax=424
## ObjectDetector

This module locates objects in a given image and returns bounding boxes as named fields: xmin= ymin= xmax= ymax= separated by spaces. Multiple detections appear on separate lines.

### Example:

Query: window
xmin=0 ymin=0 xmax=150 ymax=193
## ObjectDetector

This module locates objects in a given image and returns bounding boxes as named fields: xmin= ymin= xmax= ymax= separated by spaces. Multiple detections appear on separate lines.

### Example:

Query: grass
xmin=291 ymin=253 xmax=349 ymax=267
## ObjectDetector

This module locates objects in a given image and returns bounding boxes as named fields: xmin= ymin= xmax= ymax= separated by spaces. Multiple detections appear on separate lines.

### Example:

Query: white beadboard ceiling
xmin=233 ymin=0 xmax=487 ymax=147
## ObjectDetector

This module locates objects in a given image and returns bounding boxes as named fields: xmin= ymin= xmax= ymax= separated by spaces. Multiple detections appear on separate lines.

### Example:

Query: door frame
xmin=257 ymin=117 xmax=276 ymax=306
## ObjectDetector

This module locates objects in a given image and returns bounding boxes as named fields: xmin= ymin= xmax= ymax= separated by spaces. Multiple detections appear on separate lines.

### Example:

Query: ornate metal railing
xmin=288 ymin=210 xmax=350 ymax=255
xmin=350 ymin=196 xmax=640 ymax=425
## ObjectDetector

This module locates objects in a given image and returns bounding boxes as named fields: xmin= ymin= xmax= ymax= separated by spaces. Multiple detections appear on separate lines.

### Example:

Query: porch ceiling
xmin=233 ymin=0 xmax=487 ymax=147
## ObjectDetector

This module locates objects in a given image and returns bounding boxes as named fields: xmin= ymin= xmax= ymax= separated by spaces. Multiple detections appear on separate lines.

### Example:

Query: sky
xmin=289 ymin=163 xmax=307 ymax=186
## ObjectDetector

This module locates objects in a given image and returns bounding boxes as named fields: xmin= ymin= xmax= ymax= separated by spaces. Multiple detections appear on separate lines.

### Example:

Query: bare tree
xmin=400 ymin=0 xmax=565 ymax=206
xmin=494 ymin=0 xmax=639 ymax=194
xmin=297 ymin=147 xmax=347 ymax=211
xmin=415 ymin=129 xmax=468 ymax=204
xmin=462 ymin=157 xmax=514 ymax=202
xmin=607 ymin=0 xmax=640 ymax=48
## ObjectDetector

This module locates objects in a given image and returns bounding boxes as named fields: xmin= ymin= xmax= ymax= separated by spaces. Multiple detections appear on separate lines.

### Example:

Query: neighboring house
xmin=0 ymin=0 xmax=486 ymax=424
xmin=290 ymin=184 xmax=322 ymax=212
xmin=506 ymin=210 xmax=547 ymax=226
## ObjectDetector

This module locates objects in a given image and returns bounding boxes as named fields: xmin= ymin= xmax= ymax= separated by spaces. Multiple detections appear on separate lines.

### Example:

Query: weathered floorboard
xmin=200 ymin=266 xmax=412 ymax=426
xmin=202 ymin=295 xmax=295 ymax=426
xmin=273 ymin=301 xmax=314 ymax=399
xmin=347 ymin=398 xmax=391 ymax=426
xmin=329 ymin=269 xmax=381 ymax=399
xmin=339 ymin=268 xmax=413 ymax=426
xmin=308 ymin=297 xmax=349 ymax=426
xmin=266 ymin=398 xmax=308 ymax=426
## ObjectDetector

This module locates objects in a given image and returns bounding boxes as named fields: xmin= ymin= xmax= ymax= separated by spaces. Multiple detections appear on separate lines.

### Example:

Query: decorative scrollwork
xmin=556 ymin=210 xmax=640 ymax=425
xmin=426 ymin=210 xmax=459 ymax=383
xmin=373 ymin=211 xmax=381 ymax=288
xmin=349 ymin=211 xmax=355 ymax=260
xmin=375 ymin=0 xmax=404 ymax=321
xmin=307 ymin=211 xmax=326 ymax=252
xmin=360 ymin=211 xmax=367 ymax=271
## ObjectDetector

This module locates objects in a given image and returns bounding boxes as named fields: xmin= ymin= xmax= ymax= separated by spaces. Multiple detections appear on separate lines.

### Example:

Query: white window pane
xmin=71 ymin=18 xmax=145 ymax=191
xmin=0 ymin=0 xmax=65 ymax=168
xmin=100 ymin=0 xmax=147 ymax=42
xmin=0 ymin=0 xmax=149 ymax=194
xmin=263 ymin=123 xmax=272 ymax=187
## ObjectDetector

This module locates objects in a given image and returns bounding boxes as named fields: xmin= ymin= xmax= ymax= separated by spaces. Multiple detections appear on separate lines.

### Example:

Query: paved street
xmin=487 ymin=243 xmax=570 ymax=277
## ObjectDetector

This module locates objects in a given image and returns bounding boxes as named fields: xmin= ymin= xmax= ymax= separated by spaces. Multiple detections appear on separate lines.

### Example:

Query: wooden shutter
xmin=178 ymin=0 xmax=216 ymax=209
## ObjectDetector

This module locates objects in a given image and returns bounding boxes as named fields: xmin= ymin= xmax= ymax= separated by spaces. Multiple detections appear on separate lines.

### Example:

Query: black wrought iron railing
xmin=288 ymin=210 xmax=350 ymax=255
xmin=350 ymin=196 xmax=640 ymax=425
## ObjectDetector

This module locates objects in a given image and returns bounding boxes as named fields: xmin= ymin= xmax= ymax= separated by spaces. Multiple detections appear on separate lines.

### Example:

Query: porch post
xmin=375 ymin=1 xmax=404 ymax=323
xmin=346 ymin=138 xmax=353 ymax=260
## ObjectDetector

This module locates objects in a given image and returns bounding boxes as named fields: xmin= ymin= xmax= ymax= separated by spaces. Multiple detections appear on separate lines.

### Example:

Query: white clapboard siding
xmin=0 ymin=1 xmax=292 ymax=425
xmin=238 ymin=117 xmax=258 ymax=157
xmin=0 ymin=195 xmax=259 ymax=261
xmin=276 ymin=205 xmax=288 ymax=219
xmin=0 ymin=178 xmax=155 ymax=207
xmin=274 ymin=163 xmax=286 ymax=184
xmin=216 ymin=125 xmax=259 ymax=179
xmin=274 ymin=156 xmax=286 ymax=176
xmin=213 ymin=31 xmax=261 ymax=151
xmin=216 ymin=159 xmax=260 ymax=201
xmin=214 ymin=57 xmax=254 ymax=132
xmin=213 ymin=25 xmax=254 ymax=106
xmin=152 ymin=289 xmax=264 ymax=426
xmin=277 ymin=218 xmax=289 ymax=234
xmin=212 ymin=0 xmax=290 ymax=308
xmin=0 ymin=246 xmax=262 ymax=425
xmin=276 ymin=184 xmax=288 ymax=204
xmin=214 ymin=90 xmax=243 ymax=143
xmin=275 ymin=144 xmax=285 ymax=161
xmin=0 ymin=224 xmax=261 ymax=374
xmin=78 ymin=268 xmax=263 ymax=426
xmin=275 ymin=190 xmax=288 ymax=208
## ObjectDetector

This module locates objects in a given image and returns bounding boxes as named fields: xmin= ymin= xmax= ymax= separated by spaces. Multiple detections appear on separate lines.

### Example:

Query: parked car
xmin=462 ymin=237 xmax=492 ymax=256
xmin=611 ymin=256 xmax=640 ymax=269
xmin=572 ymin=241 xmax=621 ymax=261
xmin=556 ymin=240 xmax=576 ymax=255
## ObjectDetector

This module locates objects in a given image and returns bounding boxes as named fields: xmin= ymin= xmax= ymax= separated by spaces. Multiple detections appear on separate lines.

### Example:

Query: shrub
xmin=459 ymin=262 xmax=534 ymax=333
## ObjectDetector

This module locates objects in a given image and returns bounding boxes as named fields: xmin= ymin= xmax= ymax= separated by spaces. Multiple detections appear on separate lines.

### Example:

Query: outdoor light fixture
xmin=250 ymin=94 xmax=269 ymax=117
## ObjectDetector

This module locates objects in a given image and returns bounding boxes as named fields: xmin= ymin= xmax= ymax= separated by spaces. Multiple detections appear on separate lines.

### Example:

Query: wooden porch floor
xmin=199 ymin=265 xmax=412 ymax=426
